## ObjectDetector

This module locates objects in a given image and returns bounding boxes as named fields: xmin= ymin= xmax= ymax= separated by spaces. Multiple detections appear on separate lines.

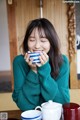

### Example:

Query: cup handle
xmin=35 ymin=106 xmax=42 ymax=111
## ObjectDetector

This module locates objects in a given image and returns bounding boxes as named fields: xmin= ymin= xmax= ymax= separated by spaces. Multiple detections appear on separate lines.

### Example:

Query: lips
xmin=33 ymin=50 xmax=42 ymax=53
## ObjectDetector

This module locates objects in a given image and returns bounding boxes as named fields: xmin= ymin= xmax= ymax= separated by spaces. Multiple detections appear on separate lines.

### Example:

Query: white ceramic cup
xmin=21 ymin=110 xmax=42 ymax=120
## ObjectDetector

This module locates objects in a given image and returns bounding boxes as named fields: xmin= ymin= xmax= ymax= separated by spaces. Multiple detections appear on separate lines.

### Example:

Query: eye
xmin=40 ymin=38 xmax=48 ymax=42
xmin=41 ymin=40 xmax=46 ymax=42
xmin=29 ymin=39 xmax=35 ymax=42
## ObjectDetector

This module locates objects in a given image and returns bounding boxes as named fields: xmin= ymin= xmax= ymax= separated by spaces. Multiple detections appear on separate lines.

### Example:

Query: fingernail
xmin=28 ymin=51 xmax=30 ymax=53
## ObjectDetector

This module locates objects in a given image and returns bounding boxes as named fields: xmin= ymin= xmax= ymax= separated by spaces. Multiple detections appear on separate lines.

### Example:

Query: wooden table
xmin=0 ymin=110 xmax=22 ymax=120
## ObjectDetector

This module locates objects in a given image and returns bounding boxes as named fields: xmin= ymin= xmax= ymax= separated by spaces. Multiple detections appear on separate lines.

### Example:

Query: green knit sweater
xmin=12 ymin=54 xmax=70 ymax=111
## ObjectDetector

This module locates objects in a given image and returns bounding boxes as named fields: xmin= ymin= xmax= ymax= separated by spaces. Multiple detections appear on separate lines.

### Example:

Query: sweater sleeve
xmin=12 ymin=56 xmax=40 ymax=111
xmin=37 ymin=55 xmax=70 ymax=104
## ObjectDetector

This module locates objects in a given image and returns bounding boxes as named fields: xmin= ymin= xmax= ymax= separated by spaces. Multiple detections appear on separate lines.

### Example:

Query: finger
xmin=24 ymin=53 xmax=27 ymax=60
xmin=29 ymin=59 xmax=37 ymax=68
xmin=36 ymin=63 xmax=41 ymax=67
xmin=25 ymin=53 xmax=30 ymax=63
xmin=39 ymin=55 xmax=45 ymax=65
xmin=42 ymin=51 xmax=49 ymax=60
xmin=40 ymin=52 xmax=48 ymax=63
xmin=28 ymin=58 xmax=33 ymax=65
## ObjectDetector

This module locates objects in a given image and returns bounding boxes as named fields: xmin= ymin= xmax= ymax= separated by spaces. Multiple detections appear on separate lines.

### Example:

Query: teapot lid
xmin=41 ymin=100 xmax=62 ymax=109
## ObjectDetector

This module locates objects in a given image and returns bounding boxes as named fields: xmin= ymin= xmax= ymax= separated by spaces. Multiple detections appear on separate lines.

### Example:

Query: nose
xmin=35 ymin=40 xmax=41 ymax=48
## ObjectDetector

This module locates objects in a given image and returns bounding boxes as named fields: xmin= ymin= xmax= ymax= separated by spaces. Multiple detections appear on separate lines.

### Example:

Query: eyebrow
xmin=41 ymin=36 xmax=46 ymax=38
xmin=29 ymin=36 xmax=46 ymax=38
xmin=29 ymin=36 xmax=35 ymax=38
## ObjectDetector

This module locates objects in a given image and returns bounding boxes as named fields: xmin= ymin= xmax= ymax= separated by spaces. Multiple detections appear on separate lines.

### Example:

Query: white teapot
xmin=35 ymin=100 xmax=62 ymax=120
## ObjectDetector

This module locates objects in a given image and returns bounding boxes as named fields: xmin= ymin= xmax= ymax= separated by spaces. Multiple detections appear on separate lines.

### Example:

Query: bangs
xmin=37 ymin=27 xmax=46 ymax=38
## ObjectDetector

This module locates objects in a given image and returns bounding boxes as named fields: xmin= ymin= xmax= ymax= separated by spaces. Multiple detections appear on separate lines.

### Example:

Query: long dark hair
xmin=22 ymin=18 xmax=63 ymax=78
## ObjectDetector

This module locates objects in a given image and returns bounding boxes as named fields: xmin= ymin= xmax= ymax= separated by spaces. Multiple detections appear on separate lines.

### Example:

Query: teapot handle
xmin=35 ymin=106 xmax=42 ymax=111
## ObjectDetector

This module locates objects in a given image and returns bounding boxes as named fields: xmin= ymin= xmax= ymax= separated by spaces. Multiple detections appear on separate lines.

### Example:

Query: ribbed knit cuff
xmin=37 ymin=61 xmax=51 ymax=78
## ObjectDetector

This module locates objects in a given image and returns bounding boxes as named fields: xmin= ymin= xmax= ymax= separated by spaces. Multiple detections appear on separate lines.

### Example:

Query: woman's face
xmin=28 ymin=28 xmax=50 ymax=53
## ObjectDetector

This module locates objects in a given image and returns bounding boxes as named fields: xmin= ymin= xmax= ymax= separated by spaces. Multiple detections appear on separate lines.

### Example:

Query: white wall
xmin=0 ymin=0 xmax=11 ymax=71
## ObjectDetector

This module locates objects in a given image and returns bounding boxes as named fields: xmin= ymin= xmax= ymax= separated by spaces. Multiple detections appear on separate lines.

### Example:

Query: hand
xmin=24 ymin=52 xmax=37 ymax=73
xmin=36 ymin=51 xmax=49 ymax=67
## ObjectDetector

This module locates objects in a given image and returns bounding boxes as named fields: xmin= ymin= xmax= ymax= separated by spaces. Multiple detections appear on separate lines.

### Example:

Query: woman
xmin=12 ymin=18 xmax=70 ymax=111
